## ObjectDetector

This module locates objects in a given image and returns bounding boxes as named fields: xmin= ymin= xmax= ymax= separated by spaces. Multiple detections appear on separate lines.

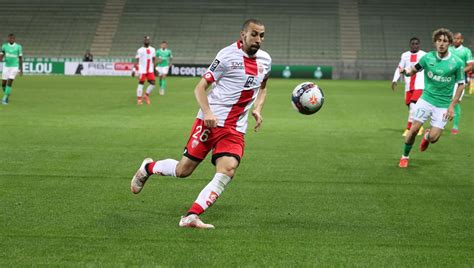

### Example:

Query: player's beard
xmin=247 ymin=44 xmax=260 ymax=56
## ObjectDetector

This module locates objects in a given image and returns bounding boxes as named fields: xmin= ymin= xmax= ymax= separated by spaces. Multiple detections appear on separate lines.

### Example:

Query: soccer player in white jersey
xmin=131 ymin=19 xmax=271 ymax=229
xmin=131 ymin=36 xmax=156 ymax=105
xmin=392 ymin=37 xmax=426 ymax=136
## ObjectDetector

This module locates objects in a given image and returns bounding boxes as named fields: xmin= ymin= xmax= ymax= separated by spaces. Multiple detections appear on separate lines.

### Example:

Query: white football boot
xmin=179 ymin=214 xmax=215 ymax=229
xmin=131 ymin=158 xmax=154 ymax=194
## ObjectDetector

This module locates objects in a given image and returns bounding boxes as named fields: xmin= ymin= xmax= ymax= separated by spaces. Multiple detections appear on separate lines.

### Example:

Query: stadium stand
xmin=108 ymin=0 xmax=340 ymax=64
xmin=0 ymin=0 xmax=104 ymax=57
xmin=1 ymin=0 xmax=473 ymax=78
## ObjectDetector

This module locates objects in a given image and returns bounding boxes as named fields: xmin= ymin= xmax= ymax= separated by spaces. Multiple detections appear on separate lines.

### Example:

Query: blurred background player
xmin=392 ymin=37 xmax=426 ymax=136
xmin=132 ymin=36 xmax=156 ymax=105
xmin=0 ymin=33 xmax=23 ymax=105
xmin=131 ymin=19 xmax=271 ymax=229
xmin=398 ymin=28 xmax=465 ymax=168
xmin=83 ymin=49 xmax=93 ymax=62
xmin=155 ymin=40 xmax=173 ymax=95
xmin=447 ymin=32 xmax=473 ymax=134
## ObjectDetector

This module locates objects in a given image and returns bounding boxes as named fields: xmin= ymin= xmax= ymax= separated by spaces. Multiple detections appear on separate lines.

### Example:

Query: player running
xmin=392 ymin=37 xmax=426 ymax=136
xmin=399 ymin=28 xmax=465 ymax=168
xmin=447 ymin=32 xmax=474 ymax=134
xmin=155 ymin=41 xmax=173 ymax=95
xmin=0 ymin=34 xmax=23 ymax=105
xmin=132 ymin=36 xmax=156 ymax=105
xmin=131 ymin=19 xmax=271 ymax=229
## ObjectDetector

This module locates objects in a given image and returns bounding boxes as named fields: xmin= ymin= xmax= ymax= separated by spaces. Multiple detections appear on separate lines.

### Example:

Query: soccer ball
xmin=291 ymin=82 xmax=324 ymax=115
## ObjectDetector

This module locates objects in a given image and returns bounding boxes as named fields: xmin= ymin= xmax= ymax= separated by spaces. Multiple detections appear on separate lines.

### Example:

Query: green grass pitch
xmin=0 ymin=76 xmax=473 ymax=266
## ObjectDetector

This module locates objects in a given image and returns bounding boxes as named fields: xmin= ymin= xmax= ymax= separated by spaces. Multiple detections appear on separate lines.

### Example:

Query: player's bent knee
xmin=215 ymin=157 xmax=239 ymax=178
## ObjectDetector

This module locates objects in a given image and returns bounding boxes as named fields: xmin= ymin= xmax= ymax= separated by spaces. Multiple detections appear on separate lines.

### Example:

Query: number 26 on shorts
xmin=192 ymin=125 xmax=211 ymax=142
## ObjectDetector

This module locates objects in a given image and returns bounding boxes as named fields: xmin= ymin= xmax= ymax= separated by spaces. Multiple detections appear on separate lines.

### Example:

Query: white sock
xmin=408 ymin=102 xmax=416 ymax=122
xmin=137 ymin=84 xmax=144 ymax=97
xmin=152 ymin=159 xmax=178 ymax=177
xmin=146 ymin=84 xmax=155 ymax=95
xmin=193 ymin=173 xmax=232 ymax=212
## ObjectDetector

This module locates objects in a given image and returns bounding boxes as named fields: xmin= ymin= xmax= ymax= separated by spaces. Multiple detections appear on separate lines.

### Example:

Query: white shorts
xmin=412 ymin=98 xmax=448 ymax=129
xmin=2 ymin=66 xmax=19 ymax=80
xmin=155 ymin=66 xmax=169 ymax=76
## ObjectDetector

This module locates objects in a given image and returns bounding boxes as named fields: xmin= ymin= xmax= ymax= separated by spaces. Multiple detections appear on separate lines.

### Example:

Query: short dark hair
xmin=161 ymin=40 xmax=167 ymax=44
xmin=409 ymin=37 xmax=420 ymax=43
xmin=8 ymin=33 xmax=14 ymax=37
xmin=432 ymin=28 xmax=453 ymax=44
xmin=241 ymin=19 xmax=264 ymax=31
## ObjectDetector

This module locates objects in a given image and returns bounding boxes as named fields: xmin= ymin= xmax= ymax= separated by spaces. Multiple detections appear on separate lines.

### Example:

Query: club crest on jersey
xmin=191 ymin=139 xmax=199 ymax=148
xmin=209 ymin=59 xmax=220 ymax=71
xmin=258 ymin=63 xmax=264 ymax=74
xmin=244 ymin=76 xmax=256 ymax=88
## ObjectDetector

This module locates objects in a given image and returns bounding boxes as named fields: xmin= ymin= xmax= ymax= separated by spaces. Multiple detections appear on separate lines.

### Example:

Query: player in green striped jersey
xmin=0 ymin=34 xmax=23 ymax=105
xmin=398 ymin=28 xmax=465 ymax=168
xmin=447 ymin=32 xmax=474 ymax=134
xmin=155 ymin=41 xmax=173 ymax=95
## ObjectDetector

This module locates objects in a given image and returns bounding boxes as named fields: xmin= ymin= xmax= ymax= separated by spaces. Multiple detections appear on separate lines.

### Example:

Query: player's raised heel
xmin=131 ymin=158 xmax=154 ymax=194
xmin=179 ymin=214 xmax=215 ymax=229
xmin=419 ymin=129 xmax=430 ymax=152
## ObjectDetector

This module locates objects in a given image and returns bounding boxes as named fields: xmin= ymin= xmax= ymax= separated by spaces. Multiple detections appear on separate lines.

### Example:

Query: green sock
xmin=453 ymin=103 xmax=461 ymax=130
xmin=403 ymin=143 xmax=413 ymax=157
xmin=5 ymin=86 xmax=11 ymax=96
xmin=162 ymin=78 xmax=166 ymax=89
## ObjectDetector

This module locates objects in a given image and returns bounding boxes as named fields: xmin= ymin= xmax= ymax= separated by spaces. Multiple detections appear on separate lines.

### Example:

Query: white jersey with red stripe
xmin=199 ymin=41 xmax=272 ymax=134
xmin=136 ymin=46 xmax=156 ymax=74
xmin=392 ymin=50 xmax=426 ymax=91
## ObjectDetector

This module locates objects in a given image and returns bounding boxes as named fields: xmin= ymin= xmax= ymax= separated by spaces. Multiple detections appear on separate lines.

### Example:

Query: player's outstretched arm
xmin=252 ymin=78 xmax=268 ymax=132
xmin=194 ymin=78 xmax=218 ymax=128
xmin=446 ymin=83 xmax=465 ymax=121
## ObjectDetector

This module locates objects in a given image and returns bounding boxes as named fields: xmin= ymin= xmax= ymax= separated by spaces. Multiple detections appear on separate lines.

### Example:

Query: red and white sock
xmin=187 ymin=173 xmax=232 ymax=215
xmin=137 ymin=84 xmax=144 ymax=97
xmin=149 ymin=159 xmax=178 ymax=177
xmin=146 ymin=85 xmax=155 ymax=95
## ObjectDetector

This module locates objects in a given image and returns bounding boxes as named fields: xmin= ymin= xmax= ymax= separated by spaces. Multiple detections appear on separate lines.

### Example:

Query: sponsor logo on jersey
xmin=230 ymin=61 xmax=244 ymax=69
xmin=244 ymin=76 xmax=256 ymax=88
xmin=427 ymin=71 xmax=452 ymax=83
xmin=209 ymin=59 xmax=220 ymax=71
